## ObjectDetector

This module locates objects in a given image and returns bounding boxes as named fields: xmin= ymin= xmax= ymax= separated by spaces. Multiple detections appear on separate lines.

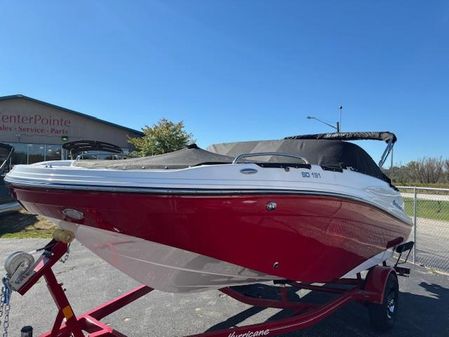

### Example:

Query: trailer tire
xmin=368 ymin=273 xmax=399 ymax=332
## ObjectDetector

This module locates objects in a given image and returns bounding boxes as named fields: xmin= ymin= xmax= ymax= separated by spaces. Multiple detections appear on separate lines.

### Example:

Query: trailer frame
xmin=6 ymin=239 xmax=408 ymax=337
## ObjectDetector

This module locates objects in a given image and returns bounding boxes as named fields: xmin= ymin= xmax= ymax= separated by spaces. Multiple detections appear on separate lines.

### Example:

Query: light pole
xmin=338 ymin=105 xmax=343 ymax=132
xmin=307 ymin=106 xmax=342 ymax=132
xmin=306 ymin=116 xmax=340 ymax=132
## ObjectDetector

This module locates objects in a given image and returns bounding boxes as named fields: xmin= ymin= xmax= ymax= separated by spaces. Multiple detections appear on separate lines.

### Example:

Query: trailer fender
xmin=364 ymin=266 xmax=397 ymax=304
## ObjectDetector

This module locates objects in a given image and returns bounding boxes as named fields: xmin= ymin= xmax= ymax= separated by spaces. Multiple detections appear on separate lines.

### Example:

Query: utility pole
xmin=338 ymin=105 xmax=343 ymax=132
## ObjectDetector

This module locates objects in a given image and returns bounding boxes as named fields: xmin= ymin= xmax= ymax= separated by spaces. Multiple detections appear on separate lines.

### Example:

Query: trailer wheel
xmin=368 ymin=273 xmax=399 ymax=332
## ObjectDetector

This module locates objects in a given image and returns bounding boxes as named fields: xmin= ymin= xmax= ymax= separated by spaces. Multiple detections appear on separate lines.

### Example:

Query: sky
xmin=1 ymin=0 xmax=448 ymax=165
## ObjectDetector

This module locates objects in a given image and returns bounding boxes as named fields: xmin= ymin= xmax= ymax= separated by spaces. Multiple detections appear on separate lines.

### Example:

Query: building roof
xmin=0 ymin=94 xmax=144 ymax=137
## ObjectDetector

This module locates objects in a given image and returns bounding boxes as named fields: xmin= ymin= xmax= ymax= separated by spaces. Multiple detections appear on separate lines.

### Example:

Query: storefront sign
xmin=0 ymin=113 xmax=72 ymax=136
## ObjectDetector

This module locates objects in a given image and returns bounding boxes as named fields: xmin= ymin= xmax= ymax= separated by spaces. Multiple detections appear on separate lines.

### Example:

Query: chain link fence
xmin=398 ymin=186 xmax=449 ymax=273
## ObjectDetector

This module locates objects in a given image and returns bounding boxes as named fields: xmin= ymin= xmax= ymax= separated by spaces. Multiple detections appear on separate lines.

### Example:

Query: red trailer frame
xmin=9 ymin=240 xmax=402 ymax=337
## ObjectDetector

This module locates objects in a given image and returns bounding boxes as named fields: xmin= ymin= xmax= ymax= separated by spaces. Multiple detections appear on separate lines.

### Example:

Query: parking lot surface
xmin=0 ymin=239 xmax=448 ymax=337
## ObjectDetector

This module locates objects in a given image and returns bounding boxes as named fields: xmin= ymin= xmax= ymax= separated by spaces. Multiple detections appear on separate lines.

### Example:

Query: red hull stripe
xmin=7 ymin=182 xmax=410 ymax=224
xmin=11 ymin=186 xmax=411 ymax=283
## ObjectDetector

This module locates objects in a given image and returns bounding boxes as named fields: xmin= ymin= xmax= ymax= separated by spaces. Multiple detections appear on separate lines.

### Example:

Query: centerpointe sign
xmin=0 ymin=112 xmax=72 ymax=136
xmin=0 ymin=95 xmax=143 ymax=150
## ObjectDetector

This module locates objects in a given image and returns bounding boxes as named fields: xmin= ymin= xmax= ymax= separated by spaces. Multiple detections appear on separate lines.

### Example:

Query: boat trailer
xmin=1 ymin=234 xmax=414 ymax=337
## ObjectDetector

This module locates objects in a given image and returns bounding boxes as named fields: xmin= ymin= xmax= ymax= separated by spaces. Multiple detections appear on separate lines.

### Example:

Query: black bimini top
xmin=285 ymin=131 xmax=397 ymax=144
xmin=207 ymin=138 xmax=389 ymax=182
xmin=74 ymin=132 xmax=394 ymax=184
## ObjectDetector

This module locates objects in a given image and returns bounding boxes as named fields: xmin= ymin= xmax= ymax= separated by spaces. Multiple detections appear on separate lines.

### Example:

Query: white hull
xmin=6 ymin=160 xmax=411 ymax=225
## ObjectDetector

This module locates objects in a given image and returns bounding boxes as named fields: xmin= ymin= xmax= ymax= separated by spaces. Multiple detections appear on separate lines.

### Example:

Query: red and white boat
xmin=5 ymin=132 xmax=412 ymax=293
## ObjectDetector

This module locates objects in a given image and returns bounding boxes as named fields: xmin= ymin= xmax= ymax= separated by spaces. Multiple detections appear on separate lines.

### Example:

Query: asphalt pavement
xmin=415 ymin=218 xmax=449 ymax=272
xmin=0 ymin=239 xmax=448 ymax=337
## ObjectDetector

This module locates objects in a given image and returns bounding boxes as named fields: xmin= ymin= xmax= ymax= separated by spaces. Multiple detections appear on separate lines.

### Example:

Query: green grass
xmin=403 ymin=198 xmax=449 ymax=222
xmin=0 ymin=210 xmax=55 ymax=239
xmin=1 ymin=230 xmax=54 ymax=239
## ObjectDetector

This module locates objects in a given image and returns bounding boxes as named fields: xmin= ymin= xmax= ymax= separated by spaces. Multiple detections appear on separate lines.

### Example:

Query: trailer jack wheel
xmin=368 ymin=273 xmax=399 ymax=332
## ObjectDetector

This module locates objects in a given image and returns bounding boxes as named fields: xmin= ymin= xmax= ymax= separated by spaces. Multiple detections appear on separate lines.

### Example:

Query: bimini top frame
xmin=285 ymin=131 xmax=397 ymax=168
xmin=0 ymin=143 xmax=14 ymax=174
xmin=62 ymin=140 xmax=123 ymax=160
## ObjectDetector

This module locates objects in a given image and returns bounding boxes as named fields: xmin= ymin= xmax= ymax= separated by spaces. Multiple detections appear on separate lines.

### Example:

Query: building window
xmin=27 ymin=144 xmax=45 ymax=164
xmin=8 ymin=143 xmax=62 ymax=165
xmin=11 ymin=143 xmax=27 ymax=165
xmin=46 ymin=144 xmax=62 ymax=161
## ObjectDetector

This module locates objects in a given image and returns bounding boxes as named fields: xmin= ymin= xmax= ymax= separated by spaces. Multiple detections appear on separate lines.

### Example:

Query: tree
xmin=445 ymin=160 xmax=449 ymax=183
xmin=129 ymin=118 xmax=194 ymax=156
xmin=384 ymin=166 xmax=413 ymax=185
xmin=407 ymin=157 xmax=444 ymax=184
xmin=385 ymin=157 xmax=449 ymax=185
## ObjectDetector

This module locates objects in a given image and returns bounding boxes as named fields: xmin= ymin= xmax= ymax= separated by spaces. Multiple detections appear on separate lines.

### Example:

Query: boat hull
xmin=10 ymin=186 xmax=411 ymax=284
xmin=55 ymin=221 xmax=279 ymax=292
